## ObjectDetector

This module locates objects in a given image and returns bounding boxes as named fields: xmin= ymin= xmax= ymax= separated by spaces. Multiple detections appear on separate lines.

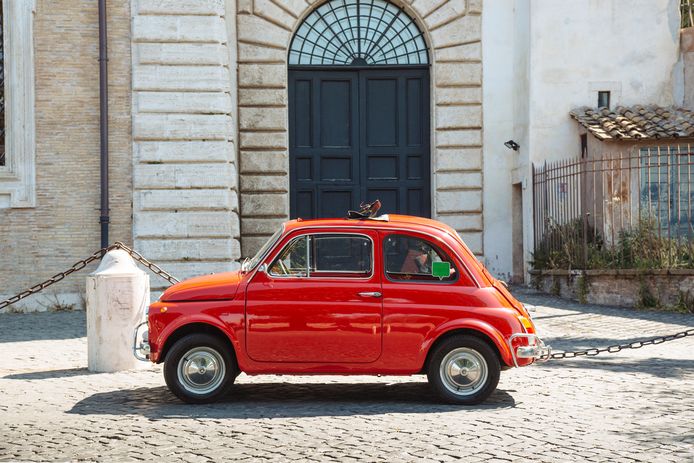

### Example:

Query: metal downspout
xmin=98 ymin=0 xmax=109 ymax=248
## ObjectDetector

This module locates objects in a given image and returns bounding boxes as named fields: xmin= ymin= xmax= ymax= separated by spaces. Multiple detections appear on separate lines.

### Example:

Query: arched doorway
xmin=288 ymin=0 xmax=431 ymax=219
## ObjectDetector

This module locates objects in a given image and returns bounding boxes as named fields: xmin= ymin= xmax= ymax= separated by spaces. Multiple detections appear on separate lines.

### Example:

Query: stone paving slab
xmin=0 ymin=287 xmax=693 ymax=462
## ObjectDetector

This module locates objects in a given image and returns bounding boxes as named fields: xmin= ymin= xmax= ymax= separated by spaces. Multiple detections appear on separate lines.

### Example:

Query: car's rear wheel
xmin=427 ymin=335 xmax=500 ymax=405
xmin=164 ymin=333 xmax=237 ymax=404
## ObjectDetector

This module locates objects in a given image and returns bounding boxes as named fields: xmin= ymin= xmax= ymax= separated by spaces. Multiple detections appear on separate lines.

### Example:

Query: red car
xmin=134 ymin=215 xmax=549 ymax=404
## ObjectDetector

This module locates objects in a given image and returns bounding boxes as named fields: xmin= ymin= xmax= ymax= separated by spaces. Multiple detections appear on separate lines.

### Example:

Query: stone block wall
xmin=131 ymin=0 xmax=241 ymax=290
xmin=236 ymin=0 xmax=485 ymax=257
xmin=0 ymin=0 xmax=132 ymax=312
xmin=531 ymin=269 xmax=694 ymax=309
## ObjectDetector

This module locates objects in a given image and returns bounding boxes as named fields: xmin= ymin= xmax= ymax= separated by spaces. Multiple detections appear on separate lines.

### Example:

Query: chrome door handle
xmin=358 ymin=291 xmax=382 ymax=298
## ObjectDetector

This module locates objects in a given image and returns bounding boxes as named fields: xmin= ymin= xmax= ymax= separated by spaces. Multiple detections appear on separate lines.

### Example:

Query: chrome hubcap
xmin=439 ymin=347 xmax=488 ymax=396
xmin=177 ymin=347 xmax=226 ymax=395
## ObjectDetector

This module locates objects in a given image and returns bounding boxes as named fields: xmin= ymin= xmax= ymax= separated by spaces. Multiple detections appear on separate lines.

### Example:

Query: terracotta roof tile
xmin=570 ymin=105 xmax=694 ymax=141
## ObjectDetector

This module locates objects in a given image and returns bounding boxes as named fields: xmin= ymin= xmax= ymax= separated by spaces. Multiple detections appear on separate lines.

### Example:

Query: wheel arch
xmin=420 ymin=327 xmax=511 ymax=373
xmin=158 ymin=322 xmax=237 ymax=365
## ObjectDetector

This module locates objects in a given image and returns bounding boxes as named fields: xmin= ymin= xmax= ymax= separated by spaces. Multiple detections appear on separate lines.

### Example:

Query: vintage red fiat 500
xmin=134 ymin=214 xmax=549 ymax=405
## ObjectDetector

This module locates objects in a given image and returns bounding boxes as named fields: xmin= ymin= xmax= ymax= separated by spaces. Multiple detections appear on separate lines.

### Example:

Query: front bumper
xmin=133 ymin=321 xmax=150 ymax=361
xmin=507 ymin=333 xmax=551 ymax=368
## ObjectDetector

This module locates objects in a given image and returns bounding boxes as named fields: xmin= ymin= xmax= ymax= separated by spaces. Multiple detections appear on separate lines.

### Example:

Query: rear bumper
xmin=507 ymin=333 xmax=551 ymax=368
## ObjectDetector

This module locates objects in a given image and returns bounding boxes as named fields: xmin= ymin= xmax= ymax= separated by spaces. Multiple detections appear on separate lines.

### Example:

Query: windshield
xmin=241 ymin=226 xmax=284 ymax=272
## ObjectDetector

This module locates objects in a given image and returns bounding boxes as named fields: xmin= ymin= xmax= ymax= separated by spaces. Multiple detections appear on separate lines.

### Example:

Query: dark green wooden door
xmin=289 ymin=67 xmax=430 ymax=219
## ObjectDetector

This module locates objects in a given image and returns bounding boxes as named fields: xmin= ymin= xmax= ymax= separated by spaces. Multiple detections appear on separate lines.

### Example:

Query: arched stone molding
xmin=237 ymin=0 xmax=484 ymax=256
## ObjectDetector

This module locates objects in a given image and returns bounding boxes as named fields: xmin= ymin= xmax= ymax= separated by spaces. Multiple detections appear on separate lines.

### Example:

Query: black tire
xmin=427 ymin=335 xmax=500 ymax=405
xmin=163 ymin=333 xmax=237 ymax=404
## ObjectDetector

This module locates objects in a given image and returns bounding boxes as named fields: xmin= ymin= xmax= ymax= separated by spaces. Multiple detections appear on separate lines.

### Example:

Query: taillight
xmin=518 ymin=315 xmax=535 ymax=333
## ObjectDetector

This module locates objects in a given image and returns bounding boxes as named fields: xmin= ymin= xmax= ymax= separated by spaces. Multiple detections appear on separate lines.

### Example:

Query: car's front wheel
xmin=427 ymin=335 xmax=500 ymax=405
xmin=164 ymin=333 xmax=237 ymax=404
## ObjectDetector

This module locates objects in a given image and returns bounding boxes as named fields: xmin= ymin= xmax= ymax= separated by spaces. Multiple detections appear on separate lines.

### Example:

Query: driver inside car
xmin=400 ymin=239 xmax=431 ymax=275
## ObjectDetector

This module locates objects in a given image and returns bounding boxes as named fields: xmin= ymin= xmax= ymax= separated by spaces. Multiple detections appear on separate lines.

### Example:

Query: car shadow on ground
xmin=538 ymin=356 xmax=694 ymax=379
xmin=0 ymin=311 xmax=85 ymax=343
xmin=67 ymin=382 xmax=516 ymax=419
xmin=3 ymin=367 xmax=95 ymax=380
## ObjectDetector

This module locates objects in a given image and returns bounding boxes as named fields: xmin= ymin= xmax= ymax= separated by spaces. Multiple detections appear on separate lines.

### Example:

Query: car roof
xmin=284 ymin=214 xmax=456 ymax=236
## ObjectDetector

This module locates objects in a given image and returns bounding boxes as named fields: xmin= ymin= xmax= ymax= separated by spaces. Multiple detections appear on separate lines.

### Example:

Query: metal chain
xmin=2 ymin=245 xmax=692 ymax=361
xmin=0 ymin=242 xmax=178 ymax=310
xmin=114 ymin=242 xmax=179 ymax=287
xmin=547 ymin=328 xmax=694 ymax=360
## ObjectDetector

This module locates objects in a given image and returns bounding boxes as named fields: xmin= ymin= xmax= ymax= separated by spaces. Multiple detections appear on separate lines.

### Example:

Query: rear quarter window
xmin=383 ymin=234 xmax=458 ymax=283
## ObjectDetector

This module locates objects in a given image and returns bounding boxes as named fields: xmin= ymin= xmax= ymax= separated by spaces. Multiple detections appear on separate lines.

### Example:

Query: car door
xmin=245 ymin=230 xmax=383 ymax=363
xmin=379 ymin=231 xmax=481 ymax=362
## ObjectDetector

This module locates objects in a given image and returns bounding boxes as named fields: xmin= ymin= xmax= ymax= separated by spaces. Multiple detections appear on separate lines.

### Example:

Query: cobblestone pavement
xmin=1 ymin=288 xmax=693 ymax=462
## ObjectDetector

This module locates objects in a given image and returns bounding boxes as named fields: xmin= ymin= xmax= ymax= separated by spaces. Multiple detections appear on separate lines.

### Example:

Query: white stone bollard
xmin=86 ymin=249 xmax=151 ymax=372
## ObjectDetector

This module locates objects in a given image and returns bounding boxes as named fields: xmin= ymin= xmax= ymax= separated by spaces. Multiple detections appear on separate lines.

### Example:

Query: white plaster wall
xmin=481 ymin=0 xmax=515 ymax=280
xmin=525 ymin=0 xmax=681 ymax=165
xmin=682 ymin=28 xmax=694 ymax=109
xmin=481 ymin=0 xmax=681 ymax=280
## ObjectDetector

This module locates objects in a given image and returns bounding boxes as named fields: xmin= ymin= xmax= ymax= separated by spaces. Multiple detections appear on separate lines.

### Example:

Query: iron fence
xmin=532 ymin=143 xmax=694 ymax=270
xmin=684 ymin=0 xmax=694 ymax=28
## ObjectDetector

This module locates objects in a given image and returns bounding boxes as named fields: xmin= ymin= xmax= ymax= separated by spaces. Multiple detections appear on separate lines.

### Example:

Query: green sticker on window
xmin=432 ymin=261 xmax=450 ymax=279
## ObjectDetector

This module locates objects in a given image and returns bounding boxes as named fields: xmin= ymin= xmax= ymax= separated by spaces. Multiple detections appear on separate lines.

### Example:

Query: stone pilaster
xmin=131 ymin=0 xmax=241 ymax=288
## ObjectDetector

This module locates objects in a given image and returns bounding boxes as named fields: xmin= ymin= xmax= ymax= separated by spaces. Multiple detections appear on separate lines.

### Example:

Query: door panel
xmin=406 ymin=78 xmax=424 ymax=146
xmin=289 ymin=67 xmax=430 ymax=219
xmin=245 ymin=231 xmax=382 ymax=363
xmin=360 ymin=69 xmax=431 ymax=218
xmin=320 ymin=157 xmax=352 ymax=181
xmin=365 ymin=79 xmax=398 ymax=147
xmin=293 ymin=79 xmax=312 ymax=148
xmin=320 ymin=80 xmax=353 ymax=147
xmin=289 ymin=71 xmax=360 ymax=219
xmin=319 ymin=189 xmax=353 ymax=217
xmin=368 ymin=155 xmax=398 ymax=180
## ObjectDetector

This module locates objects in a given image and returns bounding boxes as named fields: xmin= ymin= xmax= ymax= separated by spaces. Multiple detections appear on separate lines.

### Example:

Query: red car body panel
xmin=147 ymin=215 xmax=536 ymax=372
xmin=162 ymin=271 xmax=242 ymax=302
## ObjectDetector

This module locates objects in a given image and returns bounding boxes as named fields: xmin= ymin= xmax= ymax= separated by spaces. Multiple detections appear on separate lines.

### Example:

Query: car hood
xmin=160 ymin=271 xmax=242 ymax=302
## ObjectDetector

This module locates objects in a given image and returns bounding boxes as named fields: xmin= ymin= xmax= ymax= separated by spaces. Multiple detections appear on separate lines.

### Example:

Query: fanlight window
xmin=289 ymin=0 xmax=429 ymax=66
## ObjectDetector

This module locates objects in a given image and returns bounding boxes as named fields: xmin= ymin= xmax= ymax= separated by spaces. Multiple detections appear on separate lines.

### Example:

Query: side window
xmin=312 ymin=235 xmax=371 ymax=276
xmin=269 ymin=236 xmax=308 ymax=277
xmin=384 ymin=234 xmax=457 ymax=282
xmin=269 ymin=234 xmax=372 ymax=278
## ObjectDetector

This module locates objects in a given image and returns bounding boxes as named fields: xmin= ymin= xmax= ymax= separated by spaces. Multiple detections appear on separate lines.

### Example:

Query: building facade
xmin=0 ymin=0 xmax=690 ymax=311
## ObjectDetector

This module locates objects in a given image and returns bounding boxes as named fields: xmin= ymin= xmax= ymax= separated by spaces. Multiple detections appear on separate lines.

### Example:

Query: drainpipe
xmin=98 ymin=0 xmax=109 ymax=248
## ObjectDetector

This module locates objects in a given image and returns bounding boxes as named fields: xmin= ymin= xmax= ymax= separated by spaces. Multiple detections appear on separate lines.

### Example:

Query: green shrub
xmin=532 ymin=217 xmax=694 ymax=271
xmin=636 ymin=280 xmax=660 ymax=310
xmin=531 ymin=218 xmax=603 ymax=270
xmin=673 ymin=290 xmax=694 ymax=314
xmin=576 ymin=273 xmax=589 ymax=304
xmin=550 ymin=277 xmax=561 ymax=296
